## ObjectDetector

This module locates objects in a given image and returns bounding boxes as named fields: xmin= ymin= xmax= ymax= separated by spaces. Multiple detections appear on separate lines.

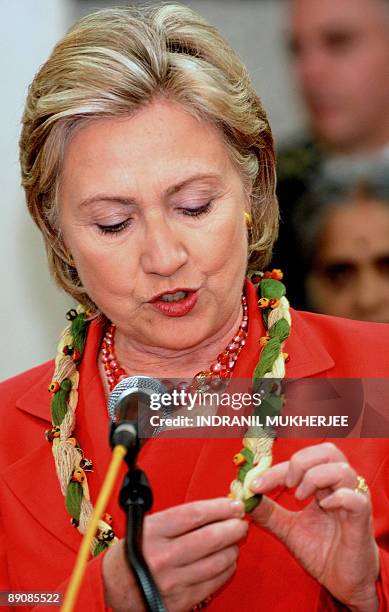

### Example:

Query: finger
xmin=249 ymin=461 xmax=289 ymax=493
xmin=295 ymin=462 xmax=357 ymax=500
xmin=318 ymin=487 xmax=371 ymax=518
xmin=184 ymin=562 xmax=237 ymax=611
xmin=250 ymin=494 xmax=294 ymax=543
xmin=315 ymin=487 xmax=333 ymax=503
xmin=150 ymin=498 xmax=244 ymax=538
xmin=285 ymin=442 xmax=347 ymax=488
xmin=182 ymin=545 xmax=239 ymax=585
xmin=249 ymin=443 xmax=349 ymax=495
xmin=172 ymin=518 xmax=248 ymax=565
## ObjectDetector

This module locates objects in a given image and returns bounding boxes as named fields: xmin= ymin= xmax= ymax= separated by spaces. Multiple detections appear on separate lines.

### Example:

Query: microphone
xmin=108 ymin=376 xmax=167 ymax=448
xmin=108 ymin=375 xmax=166 ymax=422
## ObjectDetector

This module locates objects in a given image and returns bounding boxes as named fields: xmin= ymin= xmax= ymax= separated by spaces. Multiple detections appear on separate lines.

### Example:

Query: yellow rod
xmin=62 ymin=444 xmax=127 ymax=612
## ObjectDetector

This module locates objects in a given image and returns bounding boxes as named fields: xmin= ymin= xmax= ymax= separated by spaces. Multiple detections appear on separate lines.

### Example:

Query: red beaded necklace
xmin=101 ymin=293 xmax=248 ymax=393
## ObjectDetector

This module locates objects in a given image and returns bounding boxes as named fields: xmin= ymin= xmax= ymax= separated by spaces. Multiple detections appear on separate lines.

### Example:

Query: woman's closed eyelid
xmin=95 ymin=201 xmax=214 ymax=236
xmin=96 ymin=218 xmax=132 ymax=236
xmin=178 ymin=200 xmax=214 ymax=217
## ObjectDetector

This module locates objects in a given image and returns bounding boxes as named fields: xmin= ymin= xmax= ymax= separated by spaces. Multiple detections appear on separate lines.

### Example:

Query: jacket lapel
xmin=15 ymin=362 xmax=53 ymax=423
xmin=5 ymin=320 xmax=107 ymax=554
xmin=1 ymin=443 xmax=82 ymax=554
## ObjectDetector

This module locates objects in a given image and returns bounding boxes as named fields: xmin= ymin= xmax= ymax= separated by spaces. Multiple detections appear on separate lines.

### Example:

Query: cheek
xmin=383 ymin=284 xmax=389 ymax=301
xmin=194 ymin=213 xmax=247 ymax=276
xmin=329 ymin=293 xmax=353 ymax=317
xmin=73 ymin=241 xmax=137 ymax=303
xmin=309 ymin=278 xmax=332 ymax=310
xmin=307 ymin=276 xmax=349 ymax=315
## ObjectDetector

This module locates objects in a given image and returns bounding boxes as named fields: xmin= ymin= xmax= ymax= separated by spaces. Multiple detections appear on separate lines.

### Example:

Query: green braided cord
xmin=70 ymin=313 xmax=87 ymax=353
xmin=241 ymin=447 xmax=254 ymax=462
xmin=65 ymin=481 xmax=83 ymax=521
xmin=237 ymin=448 xmax=255 ymax=482
xmin=51 ymin=379 xmax=72 ymax=426
xmin=93 ymin=541 xmax=109 ymax=557
xmin=256 ymin=393 xmax=284 ymax=421
xmin=232 ymin=271 xmax=292 ymax=513
xmin=268 ymin=318 xmax=290 ymax=343
xmin=252 ymin=338 xmax=281 ymax=379
xmin=260 ymin=278 xmax=286 ymax=299
xmin=244 ymin=495 xmax=262 ymax=513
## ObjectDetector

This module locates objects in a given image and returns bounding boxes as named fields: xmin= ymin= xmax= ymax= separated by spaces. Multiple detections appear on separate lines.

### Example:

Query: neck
xmin=104 ymin=302 xmax=244 ymax=381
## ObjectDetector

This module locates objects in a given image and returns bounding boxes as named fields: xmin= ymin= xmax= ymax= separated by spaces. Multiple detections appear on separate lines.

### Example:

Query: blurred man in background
xmin=273 ymin=0 xmax=389 ymax=309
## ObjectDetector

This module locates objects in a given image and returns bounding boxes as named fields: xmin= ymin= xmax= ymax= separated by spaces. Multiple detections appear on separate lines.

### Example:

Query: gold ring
xmin=354 ymin=475 xmax=369 ymax=495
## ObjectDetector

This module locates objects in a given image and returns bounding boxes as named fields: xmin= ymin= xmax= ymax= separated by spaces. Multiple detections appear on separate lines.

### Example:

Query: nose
xmin=353 ymin=269 xmax=388 ymax=321
xmin=140 ymin=213 xmax=188 ymax=277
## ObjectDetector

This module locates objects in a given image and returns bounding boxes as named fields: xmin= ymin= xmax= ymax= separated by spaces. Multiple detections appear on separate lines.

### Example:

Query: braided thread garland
xmin=46 ymin=270 xmax=291 ymax=557
xmin=47 ymin=307 xmax=117 ymax=556
xmin=229 ymin=271 xmax=291 ymax=512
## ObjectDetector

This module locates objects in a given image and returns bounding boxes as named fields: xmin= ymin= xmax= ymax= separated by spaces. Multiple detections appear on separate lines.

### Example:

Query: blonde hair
xmin=20 ymin=3 xmax=278 ymax=311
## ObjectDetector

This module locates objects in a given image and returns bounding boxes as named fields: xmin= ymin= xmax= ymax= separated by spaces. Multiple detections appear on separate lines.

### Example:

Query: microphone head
xmin=108 ymin=375 xmax=167 ymax=422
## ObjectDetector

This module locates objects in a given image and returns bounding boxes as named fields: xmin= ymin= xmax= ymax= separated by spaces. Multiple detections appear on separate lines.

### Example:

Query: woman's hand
xmin=103 ymin=497 xmax=248 ymax=611
xmin=250 ymin=442 xmax=379 ymax=612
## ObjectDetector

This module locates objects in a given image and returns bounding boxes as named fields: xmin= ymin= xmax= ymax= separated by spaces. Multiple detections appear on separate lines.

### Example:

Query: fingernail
xmin=251 ymin=478 xmax=263 ymax=491
xmin=295 ymin=486 xmax=303 ymax=499
xmin=230 ymin=500 xmax=244 ymax=516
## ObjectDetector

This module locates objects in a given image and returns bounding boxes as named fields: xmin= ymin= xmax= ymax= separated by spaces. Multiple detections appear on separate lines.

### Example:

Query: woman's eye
xmin=96 ymin=219 xmax=131 ymax=235
xmin=180 ymin=201 xmax=213 ymax=217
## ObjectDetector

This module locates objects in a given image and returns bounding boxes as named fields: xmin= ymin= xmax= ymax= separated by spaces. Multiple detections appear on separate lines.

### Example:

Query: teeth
xmin=160 ymin=291 xmax=187 ymax=302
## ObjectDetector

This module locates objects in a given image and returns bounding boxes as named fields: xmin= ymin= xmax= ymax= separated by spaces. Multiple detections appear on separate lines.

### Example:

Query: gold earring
xmin=244 ymin=212 xmax=252 ymax=228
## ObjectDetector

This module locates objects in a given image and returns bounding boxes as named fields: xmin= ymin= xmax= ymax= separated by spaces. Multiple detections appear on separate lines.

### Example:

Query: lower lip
xmin=150 ymin=291 xmax=198 ymax=317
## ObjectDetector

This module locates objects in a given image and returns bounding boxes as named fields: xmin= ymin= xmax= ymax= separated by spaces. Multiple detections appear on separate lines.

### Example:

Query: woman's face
xmin=307 ymin=198 xmax=389 ymax=323
xmin=59 ymin=99 xmax=250 ymax=350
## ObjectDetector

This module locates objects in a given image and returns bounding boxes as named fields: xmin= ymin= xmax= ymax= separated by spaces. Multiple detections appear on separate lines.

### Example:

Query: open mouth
xmin=159 ymin=290 xmax=188 ymax=302
xmin=149 ymin=288 xmax=198 ymax=317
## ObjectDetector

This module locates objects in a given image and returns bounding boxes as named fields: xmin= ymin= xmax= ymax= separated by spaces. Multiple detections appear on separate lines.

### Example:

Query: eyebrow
xmin=166 ymin=173 xmax=224 ymax=196
xmin=78 ymin=173 xmax=224 ymax=209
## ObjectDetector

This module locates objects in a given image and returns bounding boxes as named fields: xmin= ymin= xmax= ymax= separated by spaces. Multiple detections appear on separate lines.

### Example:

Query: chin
xmin=314 ymin=120 xmax=354 ymax=151
xmin=150 ymin=330 xmax=208 ymax=351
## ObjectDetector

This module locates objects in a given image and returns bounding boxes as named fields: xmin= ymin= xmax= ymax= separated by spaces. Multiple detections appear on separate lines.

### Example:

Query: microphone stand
xmin=110 ymin=422 xmax=166 ymax=612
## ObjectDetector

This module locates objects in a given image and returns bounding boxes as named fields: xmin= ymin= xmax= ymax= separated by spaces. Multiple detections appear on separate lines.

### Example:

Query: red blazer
xmin=1 ymin=281 xmax=389 ymax=611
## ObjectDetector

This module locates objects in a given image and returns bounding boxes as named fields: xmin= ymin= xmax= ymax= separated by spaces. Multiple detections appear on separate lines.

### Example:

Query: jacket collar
xmin=15 ymin=317 xmax=105 ymax=424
